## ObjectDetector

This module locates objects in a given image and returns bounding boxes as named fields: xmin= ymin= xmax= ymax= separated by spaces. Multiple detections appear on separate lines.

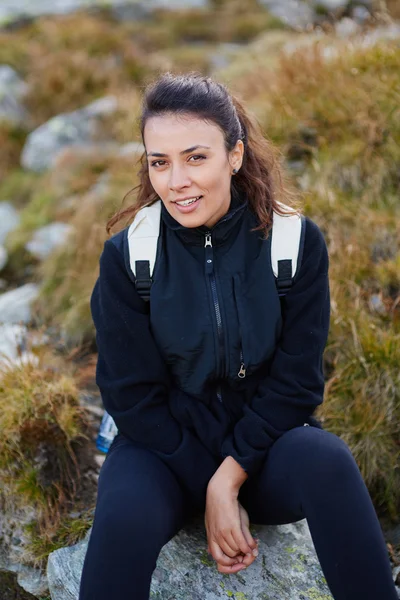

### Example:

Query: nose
xmin=168 ymin=164 xmax=191 ymax=191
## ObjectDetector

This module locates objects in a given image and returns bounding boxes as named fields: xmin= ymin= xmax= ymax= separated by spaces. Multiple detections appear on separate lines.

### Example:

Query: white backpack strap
xmin=127 ymin=200 xmax=161 ymax=299
xmin=271 ymin=203 xmax=304 ymax=295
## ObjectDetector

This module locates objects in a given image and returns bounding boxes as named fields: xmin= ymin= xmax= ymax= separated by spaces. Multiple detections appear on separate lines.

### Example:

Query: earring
xmin=232 ymin=168 xmax=238 ymax=174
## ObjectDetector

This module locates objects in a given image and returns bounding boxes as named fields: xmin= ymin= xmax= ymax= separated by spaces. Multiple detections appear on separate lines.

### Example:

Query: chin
xmin=176 ymin=214 xmax=206 ymax=228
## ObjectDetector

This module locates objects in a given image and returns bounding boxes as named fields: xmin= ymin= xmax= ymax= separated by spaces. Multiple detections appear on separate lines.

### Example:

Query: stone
xmin=0 ymin=569 xmax=38 ymax=599
xmin=0 ymin=323 xmax=26 ymax=366
xmin=47 ymin=517 xmax=334 ymax=599
xmin=351 ymin=5 xmax=371 ymax=23
xmin=25 ymin=222 xmax=73 ymax=260
xmin=335 ymin=17 xmax=361 ymax=37
xmin=312 ymin=0 xmax=348 ymax=11
xmin=20 ymin=96 xmax=118 ymax=172
xmin=0 ymin=246 xmax=7 ymax=272
xmin=118 ymin=141 xmax=145 ymax=157
xmin=0 ymin=1 xmax=208 ymax=28
xmin=0 ymin=283 xmax=40 ymax=324
xmin=0 ymin=65 xmax=30 ymax=126
xmin=259 ymin=0 xmax=315 ymax=31
xmin=0 ymin=202 xmax=20 ymax=245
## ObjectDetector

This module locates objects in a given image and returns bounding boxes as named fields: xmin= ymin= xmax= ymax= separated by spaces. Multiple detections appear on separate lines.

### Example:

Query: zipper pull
xmin=205 ymin=232 xmax=213 ymax=274
xmin=238 ymin=363 xmax=246 ymax=378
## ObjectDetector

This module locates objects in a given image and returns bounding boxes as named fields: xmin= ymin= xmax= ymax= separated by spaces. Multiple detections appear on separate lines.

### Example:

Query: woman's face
xmin=143 ymin=113 xmax=243 ymax=229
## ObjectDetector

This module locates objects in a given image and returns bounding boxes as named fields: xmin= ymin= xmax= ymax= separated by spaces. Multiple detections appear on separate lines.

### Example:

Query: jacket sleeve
xmin=91 ymin=238 xmax=219 ymax=498
xmin=221 ymin=218 xmax=331 ymax=477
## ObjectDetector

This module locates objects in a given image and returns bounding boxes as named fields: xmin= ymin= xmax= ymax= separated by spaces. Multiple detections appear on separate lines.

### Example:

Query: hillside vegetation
xmin=0 ymin=0 xmax=399 ymax=571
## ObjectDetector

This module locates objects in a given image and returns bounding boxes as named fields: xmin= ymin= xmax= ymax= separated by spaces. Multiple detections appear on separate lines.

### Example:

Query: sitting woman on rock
xmin=78 ymin=72 xmax=398 ymax=600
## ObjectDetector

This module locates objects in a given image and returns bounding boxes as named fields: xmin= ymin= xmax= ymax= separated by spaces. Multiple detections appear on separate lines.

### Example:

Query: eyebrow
xmin=146 ymin=145 xmax=211 ymax=158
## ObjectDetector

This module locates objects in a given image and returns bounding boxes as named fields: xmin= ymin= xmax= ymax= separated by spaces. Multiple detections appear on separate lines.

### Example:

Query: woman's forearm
xmin=209 ymin=455 xmax=248 ymax=494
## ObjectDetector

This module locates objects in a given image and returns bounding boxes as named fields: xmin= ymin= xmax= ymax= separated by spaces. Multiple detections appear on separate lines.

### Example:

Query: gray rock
xmin=25 ymin=222 xmax=73 ymax=260
xmin=118 ymin=141 xmax=145 ymax=157
xmin=47 ymin=517 xmax=334 ymax=600
xmin=351 ymin=5 xmax=371 ymax=23
xmin=335 ymin=17 xmax=361 ymax=37
xmin=0 ymin=246 xmax=7 ymax=272
xmin=360 ymin=23 xmax=400 ymax=48
xmin=20 ymin=96 xmax=118 ymax=172
xmin=313 ymin=0 xmax=348 ymax=11
xmin=368 ymin=294 xmax=387 ymax=316
xmin=259 ymin=0 xmax=315 ymax=30
xmin=0 ymin=202 xmax=20 ymax=245
xmin=0 ymin=283 xmax=40 ymax=324
xmin=0 ymin=500 xmax=48 ymax=597
xmin=0 ymin=0 xmax=207 ymax=28
xmin=0 ymin=65 xmax=30 ymax=126
xmin=0 ymin=323 xmax=26 ymax=366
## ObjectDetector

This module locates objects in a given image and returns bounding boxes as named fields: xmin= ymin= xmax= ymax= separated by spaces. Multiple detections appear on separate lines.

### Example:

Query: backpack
xmin=97 ymin=201 xmax=311 ymax=452
xmin=127 ymin=199 xmax=306 ymax=301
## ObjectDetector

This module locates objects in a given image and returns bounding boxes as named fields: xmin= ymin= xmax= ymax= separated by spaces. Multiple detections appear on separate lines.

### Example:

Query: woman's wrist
xmin=209 ymin=456 xmax=248 ymax=494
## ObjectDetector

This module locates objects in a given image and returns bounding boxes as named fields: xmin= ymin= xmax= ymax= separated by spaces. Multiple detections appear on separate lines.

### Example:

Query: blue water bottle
xmin=96 ymin=410 xmax=118 ymax=453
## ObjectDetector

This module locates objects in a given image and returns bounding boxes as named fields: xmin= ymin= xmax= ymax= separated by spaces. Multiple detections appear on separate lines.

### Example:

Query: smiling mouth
xmin=173 ymin=195 xmax=203 ymax=206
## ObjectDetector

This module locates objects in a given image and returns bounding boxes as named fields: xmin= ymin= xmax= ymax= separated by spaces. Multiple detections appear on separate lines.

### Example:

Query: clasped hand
xmin=205 ymin=463 xmax=259 ymax=574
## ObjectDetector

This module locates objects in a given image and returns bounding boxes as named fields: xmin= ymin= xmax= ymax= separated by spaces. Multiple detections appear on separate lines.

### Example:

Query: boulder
xmin=20 ymin=96 xmax=118 ymax=173
xmin=259 ymin=0 xmax=315 ymax=30
xmin=25 ymin=222 xmax=73 ymax=260
xmin=0 ymin=283 xmax=40 ymax=324
xmin=0 ymin=202 xmax=20 ymax=245
xmin=0 ymin=246 xmax=7 ymax=272
xmin=47 ymin=517 xmax=334 ymax=600
xmin=0 ymin=0 xmax=208 ymax=29
xmin=0 ymin=65 xmax=30 ymax=126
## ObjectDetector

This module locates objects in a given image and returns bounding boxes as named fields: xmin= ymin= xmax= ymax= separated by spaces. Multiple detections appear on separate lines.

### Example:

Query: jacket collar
xmin=160 ymin=187 xmax=249 ymax=246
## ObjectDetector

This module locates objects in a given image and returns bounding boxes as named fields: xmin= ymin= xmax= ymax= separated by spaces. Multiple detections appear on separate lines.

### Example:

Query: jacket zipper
xmin=233 ymin=276 xmax=247 ymax=379
xmin=238 ymin=349 xmax=246 ymax=378
xmin=205 ymin=232 xmax=225 ymax=402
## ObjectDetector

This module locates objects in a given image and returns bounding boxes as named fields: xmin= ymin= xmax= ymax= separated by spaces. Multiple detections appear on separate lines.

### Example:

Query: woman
xmin=79 ymin=73 xmax=398 ymax=600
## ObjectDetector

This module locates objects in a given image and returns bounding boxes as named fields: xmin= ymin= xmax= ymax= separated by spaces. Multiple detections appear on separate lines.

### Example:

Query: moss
xmin=304 ymin=588 xmax=333 ymax=600
xmin=198 ymin=548 xmax=214 ymax=567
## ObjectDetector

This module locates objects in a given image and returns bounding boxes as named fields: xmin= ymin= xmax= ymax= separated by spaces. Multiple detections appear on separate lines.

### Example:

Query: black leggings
xmin=78 ymin=426 xmax=398 ymax=600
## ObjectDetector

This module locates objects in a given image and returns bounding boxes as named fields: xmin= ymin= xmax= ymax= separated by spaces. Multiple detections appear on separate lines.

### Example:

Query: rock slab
xmin=47 ymin=517 xmax=333 ymax=600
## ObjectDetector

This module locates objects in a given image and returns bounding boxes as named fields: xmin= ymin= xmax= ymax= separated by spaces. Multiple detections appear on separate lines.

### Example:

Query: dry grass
xmin=217 ymin=35 xmax=399 ymax=518
xmin=1 ymin=8 xmax=400 ymax=523
xmin=0 ymin=346 xmax=92 ymax=566
xmin=32 ymin=153 xmax=140 ymax=346
xmin=0 ymin=122 xmax=28 ymax=179
xmin=228 ymin=38 xmax=400 ymax=205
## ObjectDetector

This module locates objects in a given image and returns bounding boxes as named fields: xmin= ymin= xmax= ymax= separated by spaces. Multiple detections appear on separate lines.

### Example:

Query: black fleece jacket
xmin=91 ymin=197 xmax=330 ymax=500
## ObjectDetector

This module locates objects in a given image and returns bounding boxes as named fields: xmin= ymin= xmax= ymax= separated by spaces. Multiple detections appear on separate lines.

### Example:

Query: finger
xmin=218 ymin=533 xmax=241 ymax=558
xmin=217 ymin=561 xmax=247 ymax=574
xmin=209 ymin=541 xmax=242 ymax=567
xmin=240 ymin=552 xmax=256 ymax=568
xmin=238 ymin=505 xmax=258 ymax=552
xmin=231 ymin=525 xmax=255 ymax=557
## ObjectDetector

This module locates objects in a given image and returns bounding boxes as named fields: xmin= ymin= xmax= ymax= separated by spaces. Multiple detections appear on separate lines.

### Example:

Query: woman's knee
xmin=278 ymin=426 xmax=358 ymax=483
xmin=94 ymin=443 xmax=187 ymax=546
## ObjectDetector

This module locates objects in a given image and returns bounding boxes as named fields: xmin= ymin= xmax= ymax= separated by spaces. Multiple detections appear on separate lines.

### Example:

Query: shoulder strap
xmin=127 ymin=200 xmax=306 ymax=301
xmin=127 ymin=200 xmax=162 ymax=301
xmin=271 ymin=203 xmax=306 ymax=297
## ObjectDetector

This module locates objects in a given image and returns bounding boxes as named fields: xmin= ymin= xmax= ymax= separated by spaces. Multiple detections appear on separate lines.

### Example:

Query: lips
xmin=173 ymin=195 xmax=203 ymax=214
xmin=173 ymin=195 xmax=203 ymax=205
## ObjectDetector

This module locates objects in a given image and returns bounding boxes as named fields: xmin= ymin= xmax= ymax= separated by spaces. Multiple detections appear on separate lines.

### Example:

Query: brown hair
xmin=106 ymin=72 xmax=301 ymax=237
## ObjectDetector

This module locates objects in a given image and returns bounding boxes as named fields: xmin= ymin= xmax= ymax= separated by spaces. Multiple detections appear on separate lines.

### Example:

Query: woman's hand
xmin=205 ymin=458 xmax=258 ymax=574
